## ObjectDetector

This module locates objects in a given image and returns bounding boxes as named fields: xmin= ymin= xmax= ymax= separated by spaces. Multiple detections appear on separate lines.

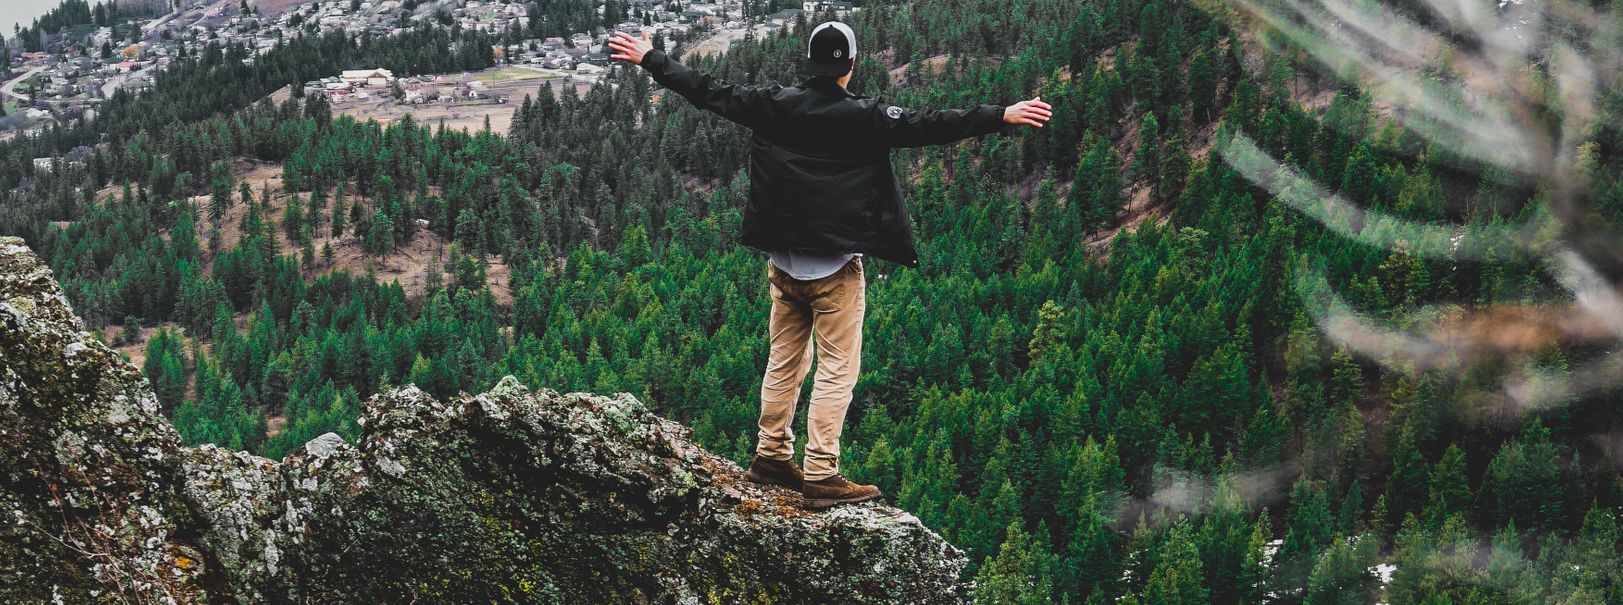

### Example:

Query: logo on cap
xmin=833 ymin=49 xmax=842 ymax=58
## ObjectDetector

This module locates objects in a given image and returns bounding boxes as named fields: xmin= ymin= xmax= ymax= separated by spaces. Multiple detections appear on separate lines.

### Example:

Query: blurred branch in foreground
xmin=1210 ymin=0 xmax=1623 ymax=413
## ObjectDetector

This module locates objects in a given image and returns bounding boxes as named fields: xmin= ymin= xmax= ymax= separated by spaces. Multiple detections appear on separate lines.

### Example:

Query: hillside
xmin=91 ymin=157 xmax=515 ymax=306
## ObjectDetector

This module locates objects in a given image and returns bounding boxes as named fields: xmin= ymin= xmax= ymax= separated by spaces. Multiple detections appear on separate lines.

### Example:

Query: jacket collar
xmin=801 ymin=78 xmax=860 ymax=98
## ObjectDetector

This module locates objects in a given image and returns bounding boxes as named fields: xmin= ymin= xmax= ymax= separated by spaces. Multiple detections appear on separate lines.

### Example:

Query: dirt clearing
xmin=328 ymin=66 xmax=593 ymax=136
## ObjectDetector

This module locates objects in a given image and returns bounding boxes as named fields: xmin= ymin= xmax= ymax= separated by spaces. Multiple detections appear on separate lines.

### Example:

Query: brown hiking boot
xmin=745 ymin=456 xmax=804 ymax=491
xmin=801 ymin=473 xmax=881 ymax=510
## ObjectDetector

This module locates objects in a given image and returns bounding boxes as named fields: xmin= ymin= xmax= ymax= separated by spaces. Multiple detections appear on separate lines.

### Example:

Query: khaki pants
xmin=757 ymin=257 xmax=864 ymax=480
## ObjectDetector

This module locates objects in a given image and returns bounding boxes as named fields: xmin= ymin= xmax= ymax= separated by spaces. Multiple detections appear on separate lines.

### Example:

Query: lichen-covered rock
xmin=0 ymin=237 xmax=968 ymax=604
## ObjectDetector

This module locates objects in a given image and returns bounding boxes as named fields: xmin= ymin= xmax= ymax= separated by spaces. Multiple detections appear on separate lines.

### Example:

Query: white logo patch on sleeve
xmin=886 ymin=106 xmax=904 ymax=120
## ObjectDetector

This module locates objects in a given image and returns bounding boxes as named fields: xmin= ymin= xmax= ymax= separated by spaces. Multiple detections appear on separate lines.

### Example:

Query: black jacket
xmin=638 ymin=49 xmax=1008 ymax=267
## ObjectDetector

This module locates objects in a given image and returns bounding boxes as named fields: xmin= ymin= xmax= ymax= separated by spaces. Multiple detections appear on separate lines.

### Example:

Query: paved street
xmin=1 ymin=66 xmax=46 ymax=102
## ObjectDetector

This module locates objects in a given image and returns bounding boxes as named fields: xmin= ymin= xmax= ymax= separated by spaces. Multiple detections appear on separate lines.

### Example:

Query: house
xmin=766 ymin=9 xmax=802 ymax=23
xmin=802 ymin=1 xmax=854 ymax=13
xmin=323 ymin=81 xmax=354 ymax=98
xmin=341 ymin=68 xmax=395 ymax=87
xmin=31 ymin=146 xmax=91 ymax=170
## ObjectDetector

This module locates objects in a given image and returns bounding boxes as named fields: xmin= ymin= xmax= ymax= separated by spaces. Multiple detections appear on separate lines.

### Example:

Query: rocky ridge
xmin=0 ymin=236 xmax=966 ymax=603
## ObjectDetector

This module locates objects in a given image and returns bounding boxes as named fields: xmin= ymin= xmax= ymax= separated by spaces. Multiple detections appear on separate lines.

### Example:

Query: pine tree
xmin=1135 ymin=112 xmax=1163 ymax=197
xmin=1238 ymin=510 xmax=1275 ymax=604
xmin=1028 ymin=300 xmax=1067 ymax=363
xmin=301 ymin=237 xmax=316 ymax=271
xmin=1187 ymin=48 xmax=1217 ymax=123
xmin=1072 ymin=135 xmax=1124 ymax=229
xmin=1303 ymin=534 xmax=1378 ymax=605
xmin=143 ymin=328 xmax=188 ymax=409
xmin=1479 ymin=421 xmax=1566 ymax=529
xmin=368 ymin=211 xmax=395 ymax=255
xmin=1384 ymin=426 xmax=1428 ymax=526
xmin=972 ymin=520 xmax=1056 ymax=605
xmin=1422 ymin=445 xmax=1469 ymax=525
xmin=331 ymin=183 xmax=348 ymax=238
xmin=455 ymin=207 xmax=480 ymax=252
xmin=1137 ymin=523 xmax=1209 ymax=605
xmin=284 ymin=194 xmax=305 ymax=241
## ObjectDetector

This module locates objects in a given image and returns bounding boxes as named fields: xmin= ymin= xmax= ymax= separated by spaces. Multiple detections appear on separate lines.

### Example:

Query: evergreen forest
xmin=5 ymin=0 xmax=1623 ymax=602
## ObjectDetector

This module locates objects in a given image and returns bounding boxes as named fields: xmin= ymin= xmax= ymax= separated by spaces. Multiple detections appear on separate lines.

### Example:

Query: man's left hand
xmin=609 ymin=30 xmax=654 ymax=65
xmin=1003 ymin=97 xmax=1053 ymax=128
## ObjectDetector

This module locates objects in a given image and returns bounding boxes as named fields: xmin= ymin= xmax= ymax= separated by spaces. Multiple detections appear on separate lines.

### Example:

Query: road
xmin=142 ymin=10 xmax=179 ymax=43
xmin=102 ymin=72 xmax=132 ymax=99
xmin=1 ymin=66 xmax=46 ymax=102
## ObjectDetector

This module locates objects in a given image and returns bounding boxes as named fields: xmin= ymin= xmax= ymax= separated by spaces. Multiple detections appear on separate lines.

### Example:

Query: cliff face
xmin=0 ymin=236 xmax=966 ymax=604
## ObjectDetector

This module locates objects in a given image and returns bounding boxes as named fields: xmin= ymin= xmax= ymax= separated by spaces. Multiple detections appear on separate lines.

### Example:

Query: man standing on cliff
xmin=611 ymin=23 xmax=1051 ymax=509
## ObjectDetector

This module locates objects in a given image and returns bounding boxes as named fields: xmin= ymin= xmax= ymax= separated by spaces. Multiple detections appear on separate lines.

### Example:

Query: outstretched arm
xmin=609 ymin=30 xmax=775 ymax=128
xmin=875 ymin=96 xmax=1052 ymax=148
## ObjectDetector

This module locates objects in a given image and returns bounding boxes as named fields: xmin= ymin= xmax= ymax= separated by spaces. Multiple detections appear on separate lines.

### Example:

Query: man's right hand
xmin=1003 ymin=97 xmax=1053 ymax=128
xmin=609 ymin=30 xmax=654 ymax=65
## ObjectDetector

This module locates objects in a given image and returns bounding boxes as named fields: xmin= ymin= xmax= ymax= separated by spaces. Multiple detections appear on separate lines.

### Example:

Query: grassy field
xmin=479 ymin=66 xmax=550 ymax=83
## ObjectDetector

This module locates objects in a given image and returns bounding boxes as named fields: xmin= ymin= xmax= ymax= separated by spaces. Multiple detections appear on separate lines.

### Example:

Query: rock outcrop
xmin=0 ymin=236 xmax=966 ymax=604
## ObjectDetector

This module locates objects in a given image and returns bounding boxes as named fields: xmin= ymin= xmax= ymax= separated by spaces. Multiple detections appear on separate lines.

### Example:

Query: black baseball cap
xmin=801 ymin=22 xmax=856 ymax=77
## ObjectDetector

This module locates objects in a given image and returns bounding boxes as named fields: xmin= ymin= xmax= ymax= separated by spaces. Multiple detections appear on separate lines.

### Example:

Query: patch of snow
xmin=1374 ymin=562 xmax=1397 ymax=583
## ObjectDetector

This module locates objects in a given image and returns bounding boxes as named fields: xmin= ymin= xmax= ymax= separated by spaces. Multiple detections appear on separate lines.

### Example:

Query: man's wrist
xmin=995 ymin=105 xmax=1015 ymax=129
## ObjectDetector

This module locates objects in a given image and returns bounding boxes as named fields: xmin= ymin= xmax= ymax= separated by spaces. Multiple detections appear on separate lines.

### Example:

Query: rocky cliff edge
xmin=0 ymin=236 xmax=966 ymax=604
